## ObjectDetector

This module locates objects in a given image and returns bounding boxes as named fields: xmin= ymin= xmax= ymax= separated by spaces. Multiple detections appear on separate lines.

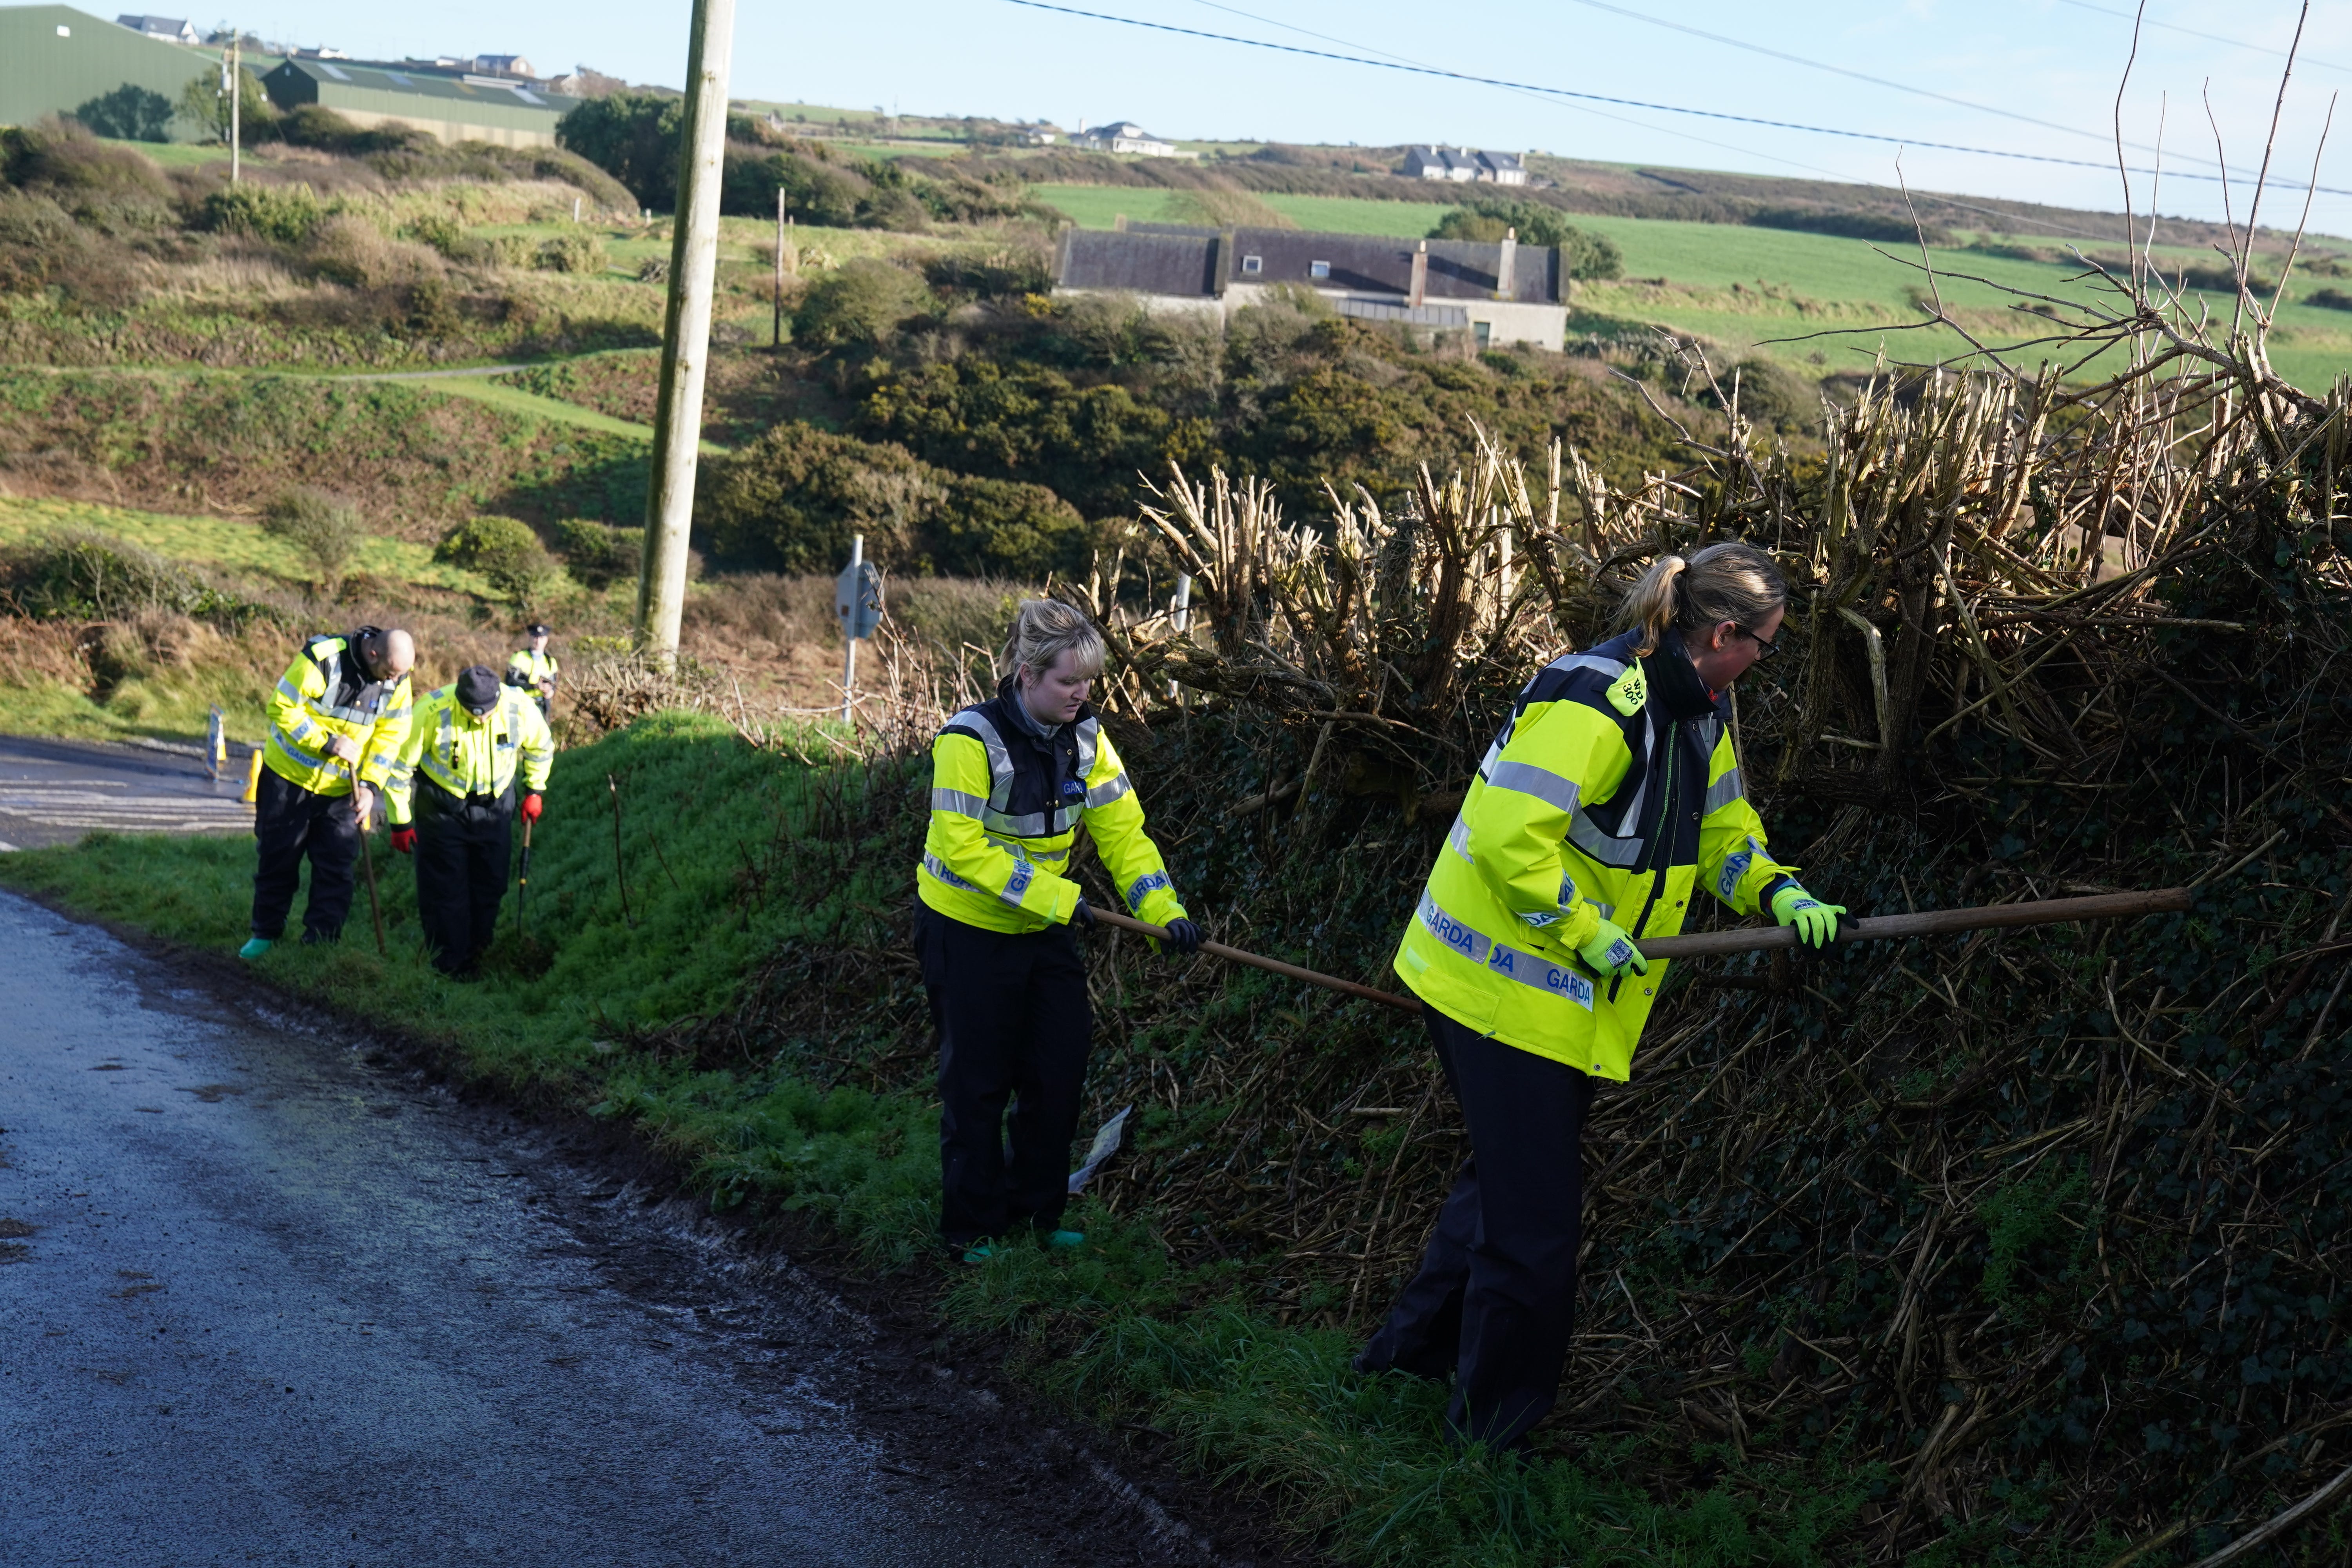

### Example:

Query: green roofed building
xmin=262 ymin=57 xmax=577 ymax=149
xmin=0 ymin=4 xmax=221 ymax=138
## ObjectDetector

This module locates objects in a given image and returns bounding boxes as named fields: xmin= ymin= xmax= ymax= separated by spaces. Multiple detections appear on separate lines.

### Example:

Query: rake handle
xmin=1636 ymin=887 xmax=2193 ymax=960
xmin=1087 ymin=906 xmax=1423 ymax=1014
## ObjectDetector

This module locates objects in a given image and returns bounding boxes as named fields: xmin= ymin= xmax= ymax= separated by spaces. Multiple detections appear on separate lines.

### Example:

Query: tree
xmin=259 ymin=486 xmax=367 ymax=597
xmin=73 ymin=85 xmax=174 ymax=143
xmin=555 ymin=92 xmax=682 ymax=209
xmin=1429 ymin=199 xmax=1622 ymax=280
xmin=175 ymin=66 xmax=275 ymax=147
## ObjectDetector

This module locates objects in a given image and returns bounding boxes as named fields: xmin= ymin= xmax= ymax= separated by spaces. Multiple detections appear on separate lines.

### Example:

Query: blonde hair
xmin=1619 ymin=541 xmax=1788 ymax=657
xmin=1000 ymin=598 xmax=1106 ymax=684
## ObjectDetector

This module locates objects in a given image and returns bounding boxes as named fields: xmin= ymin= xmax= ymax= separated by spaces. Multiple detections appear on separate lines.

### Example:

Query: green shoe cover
xmin=237 ymin=937 xmax=274 ymax=960
xmin=960 ymin=1243 xmax=996 ymax=1265
xmin=1043 ymin=1230 xmax=1086 ymax=1251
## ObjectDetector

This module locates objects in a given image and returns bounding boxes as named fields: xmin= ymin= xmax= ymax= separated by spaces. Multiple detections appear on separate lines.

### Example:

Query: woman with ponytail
xmin=1358 ymin=540 xmax=1846 ymax=1452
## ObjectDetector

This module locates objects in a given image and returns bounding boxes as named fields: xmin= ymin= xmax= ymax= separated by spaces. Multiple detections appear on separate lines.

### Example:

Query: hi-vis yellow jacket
xmin=263 ymin=633 xmax=412 ymax=798
xmin=1394 ymin=628 xmax=1798 ymax=1081
xmin=383 ymin=684 xmax=554 ymax=828
xmin=505 ymin=648 xmax=559 ymax=695
xmin=917 ymin=686 xmax=1188 ymax=935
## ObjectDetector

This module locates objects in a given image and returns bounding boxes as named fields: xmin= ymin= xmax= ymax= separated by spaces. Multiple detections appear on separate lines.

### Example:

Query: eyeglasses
xmin=1735 ymin=623 xmax=1783 ymax=661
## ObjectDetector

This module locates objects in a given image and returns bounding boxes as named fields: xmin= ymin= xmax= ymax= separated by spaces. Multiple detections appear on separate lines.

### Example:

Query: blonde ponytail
xmin=1616 ymin=541 xmax=1787 ymax=657
xmin=1622 ymin=555 xmax=1690 ymax=657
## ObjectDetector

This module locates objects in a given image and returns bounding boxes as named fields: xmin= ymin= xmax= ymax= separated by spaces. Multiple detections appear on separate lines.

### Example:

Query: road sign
xmin=835 ymin=556 xmax=883 ymax=641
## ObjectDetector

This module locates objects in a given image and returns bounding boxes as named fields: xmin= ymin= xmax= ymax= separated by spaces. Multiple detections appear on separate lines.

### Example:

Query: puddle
xmin=0 ymin=1218 xmax=36 ymax=1238
xmin=0 ymin=1241 xmax=29 ymax=1264
xmin=90 ymin=1062 xmax=128 ymax=1072
xmin=177 ymin=1085 xmax=246 ymax=1103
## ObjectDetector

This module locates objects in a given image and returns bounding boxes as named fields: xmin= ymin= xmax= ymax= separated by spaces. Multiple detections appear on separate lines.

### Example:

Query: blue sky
xmin=226 ymin=0 xmax=2352 ymax=231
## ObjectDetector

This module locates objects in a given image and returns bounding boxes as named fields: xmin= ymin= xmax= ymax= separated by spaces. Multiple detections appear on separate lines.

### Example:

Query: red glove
xmin=520 ymin=793 xmax=543 ymax=823
xmin=389 ymin=827 xmax=416 ymax=855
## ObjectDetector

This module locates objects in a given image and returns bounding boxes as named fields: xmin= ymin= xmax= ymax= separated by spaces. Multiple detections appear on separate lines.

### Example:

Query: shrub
xmin=2307 ymin=286 xmax=2352 ymax=311
xmin=1429 ymin=198 xmax=1623 ymax=280
xmin=2 ymin=116 xmax=173 ymax=202
xmin=258 ymin=486 xmax=367 ymax=595
xmin=197 ymin=181 xmax=324 ymax=245
xmin=0 ymin=190 xmax=139 ymax=307
xmin=398 ymin=212 xmax=472 ymax=260
xmin=554 ymin=518 xmax=642 ymax=589
xmin=0 ymin=530 xmax=262 ymax=624
xmin=933 ymin=475 xmax=1089 ymax=578
xmin=791 ymin=259 xmax=932 ymax=352
xmin=922 ymin=246 xmax=1054 ymax=301
xmin=1748 ymin=206 xmax=1955 ymax=247
xmin=300 ymin=214 xmax=442 ymax=289
xmin=556 ymin=92 xmax=683 ymax=209
xmin=533 ymin=231 xmax=607 ymax=274
xmin=173 ymin=66 xmax=276 ymax=146
xmin=434 ymin=515 xmax=563 ymax=606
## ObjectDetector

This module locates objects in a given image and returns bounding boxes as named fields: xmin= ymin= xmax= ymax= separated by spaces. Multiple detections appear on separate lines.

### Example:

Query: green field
xmin=0 ymin=495 xmax=496 ymax=597
xmin=1030 ymin=184 xmax=2352 ymax=388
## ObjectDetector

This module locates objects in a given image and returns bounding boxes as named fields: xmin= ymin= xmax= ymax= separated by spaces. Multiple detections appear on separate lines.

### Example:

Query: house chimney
xmin=1496 ymin=226 xmax=1517 ymax=301
xmin=1409 ymin=240 xmax=1428 ymax=309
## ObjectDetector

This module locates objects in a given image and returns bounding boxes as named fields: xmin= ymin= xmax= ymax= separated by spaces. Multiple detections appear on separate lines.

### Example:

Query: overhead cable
xmin=1000 ymin=0 xmax=2352 ymax=198
xmin=2049 ymin=0 xmax=2352 ymax=78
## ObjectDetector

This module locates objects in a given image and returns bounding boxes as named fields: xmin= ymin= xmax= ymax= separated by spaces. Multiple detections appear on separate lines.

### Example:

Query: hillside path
xmin=0 ymin=891 xmax=1189 ymax=1566
xmin=0 ymin=734 xmax=252 ymax=851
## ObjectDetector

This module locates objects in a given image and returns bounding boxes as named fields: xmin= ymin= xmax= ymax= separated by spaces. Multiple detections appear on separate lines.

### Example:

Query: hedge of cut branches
xmin=670 ymin=227 xmax=2352 ymax=1561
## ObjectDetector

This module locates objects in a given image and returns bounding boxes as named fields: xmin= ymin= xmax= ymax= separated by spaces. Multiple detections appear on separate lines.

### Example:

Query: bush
xmin=300 ymin=214 xmax=442 ymax=289
xmin=533 ymin=231 xmax=607 ymax=274
xmin=174 ymin=66 xmax=276 ymax=147
xmin=0 ymin=191 xmax=136 ymax=307
xmin=554 ymin=518 xmax=642 ymax=589
xmin=556 ymin=92 xmax=682 ymax=209
xmin=1429 ymin=198 xmax=1623 ymax=280
xmin=1748 ymin=206 xmax=1955 ymax=247
xmin=2307 ymin=286 xmax=2352 ymax=311
xmin=197 ymin=181 xmax=324 ymax=245
xmin=2 ymin=116 xmax=173 ymax=203
xmin=434 ymin=516 xmax=563 ymax=606
xmin=258 ymin=486 xmax=367 ymax=594
xmin=0 ymin=530 xmax=261 ymax=624
xmin=791 ymin=259 xmax=933 ymax=352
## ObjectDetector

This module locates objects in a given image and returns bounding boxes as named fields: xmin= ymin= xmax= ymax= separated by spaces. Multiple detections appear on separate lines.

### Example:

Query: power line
xmin=2049 ymin=0 xmax=2352 ymax=78
xmin=1000 ymin=0 xmax=2352 ymax=198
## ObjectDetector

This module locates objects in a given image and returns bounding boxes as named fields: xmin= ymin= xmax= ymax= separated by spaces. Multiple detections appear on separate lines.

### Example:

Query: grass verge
xmin=0 ymin=709 xmax=1997 ymax=1568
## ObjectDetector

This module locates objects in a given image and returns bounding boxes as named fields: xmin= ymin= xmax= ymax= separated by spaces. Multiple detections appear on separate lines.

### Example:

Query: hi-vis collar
xmin=1606 ymin=662 xmax=1648 ymax=715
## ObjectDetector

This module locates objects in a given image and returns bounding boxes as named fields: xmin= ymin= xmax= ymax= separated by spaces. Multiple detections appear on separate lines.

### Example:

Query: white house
xmin=1401 ymin=146 xmax=1528 ymax=185
xmin=1076 ymin=119 xmax=1189 ymax=158
xmin=115 ymin=13 xmax=196 ymax=42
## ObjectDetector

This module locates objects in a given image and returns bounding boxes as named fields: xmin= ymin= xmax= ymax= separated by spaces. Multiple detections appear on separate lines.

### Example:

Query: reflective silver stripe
xmin=286 ymin=716 xmax=320 ymax=744
xmin=1477 ymin=735 xmax=1504 ymax=775
xmin=1486 ymin=760 xmax=1581 ymax=813
xmin=1074 ymin=717 xmax=1100 ymax=791
xmin=1717 ymin=835 xmax=1765 ymax=900
xmin=1567 ymin=808 xmax=1644 ymax=867
xmin=988 ymin=835 xmax=1068 ymax=862
xmin=1125 ymin=870 xmax=1172 ymax=909
xmin=1447 ymin=816 xmax=1475 ymax=863
xmin=1415 ymin=891 xmax=1594 ymax=1011
xmin=1615 ymin=718 xmax=1659 ymax=828
xmin=1544 ymin=651 xmax=1628 ymax=680
xmin=271 ymin=724 xmax=330 ymax=767
xmin=1693 ymin=716 xmax=1724 ymax=756
xmin=275 ymin=677 xmax=305 ymax=704
xmin=1085 ymin=771 xmax=1132 ymax=808
xmin=922 ymin=851 xmax=982 ymax=892
xmin=931 ymin=788 xmax=987 ymax=817
xmin=983 ymin=807 xmax=1052 ymax=836
xmin=952 ymin=710 xmax=1016 ymax=788
xmin=999 ymin=859 xmax=1035 ymax=907
xmin=1556 ymin=871 xmax=1611 ymax=922
xmin=1702 ymin=767 xmax=1745 ymax=815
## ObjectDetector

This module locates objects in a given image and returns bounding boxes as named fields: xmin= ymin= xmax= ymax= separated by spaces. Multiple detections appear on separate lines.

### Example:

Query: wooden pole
xmin=226 ymin=37 xmax=240 ymax=185
xmin=1636 ymin=887 xmax=2191 ymax=961
xmin=1086 ymin=889 xmax=2192 ymax=1017
xmin=635 ymin=0 xmax=739 ymax=670
xmin=772 ymin=189 xmax=785 ymax=349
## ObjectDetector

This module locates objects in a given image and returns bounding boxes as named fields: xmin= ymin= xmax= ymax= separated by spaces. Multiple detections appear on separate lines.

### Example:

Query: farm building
xmin=260 ymin=57 xmax=577 ymax=148
xmin=0 ymin=4 xmax=220 ymax=135
xmin=1400 ymin=146 xmax=1528 ymax=185
xmin=1056 ymin=223 xmax=1568 ymax=348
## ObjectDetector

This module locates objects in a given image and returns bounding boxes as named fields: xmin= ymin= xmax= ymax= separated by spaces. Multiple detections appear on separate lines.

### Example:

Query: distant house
xmin=1075 ymin=119 xmax=1187 ymax=158
xmin=471 ymin=53 xmax=534 ymax=79
xmin=1056 ymin=223 xmax=1567 ymax=348
xmin=262 ymin=56 xmax=578 ymax=148
xmin=114 ymin=13 xmax=194 ymax=42
xmin=1401 ymin=146 xmax=1528 ymax=186
xmin=292 ymin=45 xmax=352 ymax=60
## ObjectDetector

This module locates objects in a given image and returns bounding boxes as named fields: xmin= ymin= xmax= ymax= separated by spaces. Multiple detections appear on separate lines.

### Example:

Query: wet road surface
xmin=0 ymin=734 xmax=252 ymax=850
xmin=0 ymin=891 xmax=1074 ymax=1567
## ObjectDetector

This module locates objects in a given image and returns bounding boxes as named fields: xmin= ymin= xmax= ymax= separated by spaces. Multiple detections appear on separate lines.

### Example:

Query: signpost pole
xmin=841 ymin=534 xmax=862 ymax=727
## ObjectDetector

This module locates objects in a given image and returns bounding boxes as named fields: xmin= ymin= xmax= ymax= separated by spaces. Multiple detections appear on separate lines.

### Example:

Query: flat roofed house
xmin=261 ymin=55 xmax=577 ymax=148
xmin=1054 ymin=224 xmax=1567 ymax=349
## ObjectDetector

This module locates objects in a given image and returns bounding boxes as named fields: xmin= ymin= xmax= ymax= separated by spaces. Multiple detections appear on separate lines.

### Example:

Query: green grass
xmin=0 ymin=709 xmax=1961 ymax=1568
xmin=0 ymin=494 xmax=497 ymax=596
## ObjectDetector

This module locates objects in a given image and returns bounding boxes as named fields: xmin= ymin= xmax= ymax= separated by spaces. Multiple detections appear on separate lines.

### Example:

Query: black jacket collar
xmin=1641 ymin=630 xmax=1725 ymax=723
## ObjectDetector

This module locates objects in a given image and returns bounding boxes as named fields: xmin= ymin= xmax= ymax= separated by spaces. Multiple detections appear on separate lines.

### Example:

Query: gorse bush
xmin=534 ymin=231 xmax=607 ymax=275
xmin=434 ymin=516 xmax=563 ymax=606
xmin=258 ymin=486 xmax=367 ymax=595
xmin=197 ymin=182 xmax=326 ymax=245
xmin=790 ymin=259 xmax=934 ymax=352
xmin=1429 ymin=198 xmax=1623 ymax=280
xmin=554 ymin=518 xmax=642 ymax=590
xmin=0 ymin=530 xmax=266 ymax=626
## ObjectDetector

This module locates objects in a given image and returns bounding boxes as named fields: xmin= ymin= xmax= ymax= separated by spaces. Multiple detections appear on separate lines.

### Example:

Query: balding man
xmin=241 ymin=626 xmax=416 ymax=958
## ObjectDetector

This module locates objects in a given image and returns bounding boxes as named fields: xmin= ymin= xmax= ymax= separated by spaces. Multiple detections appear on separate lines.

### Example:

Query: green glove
xmin=1770 ymin=883 xmax=1849 ymax=949
xmin=1578 ymin=917 xmax=1649 ymax=978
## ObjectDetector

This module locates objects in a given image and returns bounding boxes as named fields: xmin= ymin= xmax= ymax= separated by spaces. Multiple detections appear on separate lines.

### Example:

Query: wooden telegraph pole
xmin=225 ymin=34 xmax=240 ymax=184
xmin=773 ymin=190 xmax=786 ymax=349
xmin=635 ymin=0 xmax=739 ymax=668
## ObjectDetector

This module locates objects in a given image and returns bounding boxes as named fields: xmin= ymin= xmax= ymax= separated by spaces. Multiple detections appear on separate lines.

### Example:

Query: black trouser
xmin=413 ymin=784 xmax=513 ymax=975
xmin=916 ymin=909 xmax=1092 ymax=1247
xmin=1356 ymin=1005 xmax=1598 ymax=1452
xmin=250 ymin=765 xmax=361 ymax=942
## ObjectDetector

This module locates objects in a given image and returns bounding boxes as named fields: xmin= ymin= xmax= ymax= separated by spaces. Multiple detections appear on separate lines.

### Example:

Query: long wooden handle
xmin=1636 ymin=887 xmax=2192 ymax=960
xmin=1087 ymin=906 xmax=1425 ymax=1014
xmin=1087 ymin=889 xmax=2192 ymax=1013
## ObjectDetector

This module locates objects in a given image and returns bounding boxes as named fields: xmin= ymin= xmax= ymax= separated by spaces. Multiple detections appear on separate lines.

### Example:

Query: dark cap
xmin=455 ymin=666 xmax=502 ymax=715
xmin=526 ymin=623 xmax=551 ymax=637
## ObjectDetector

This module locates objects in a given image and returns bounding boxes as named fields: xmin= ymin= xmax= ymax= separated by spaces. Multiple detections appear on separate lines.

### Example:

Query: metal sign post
xmin=833 ymin=534 xmax=883 ymax=726
xmin=206 ymin=706 xmax=227 ymax=781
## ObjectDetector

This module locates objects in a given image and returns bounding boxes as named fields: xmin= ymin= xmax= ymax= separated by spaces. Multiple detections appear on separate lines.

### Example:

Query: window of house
xmin=1309 ymin=260 xmax=1330 ymax=279
xmin=1242 ymin=255 xmax=1263 ymax=274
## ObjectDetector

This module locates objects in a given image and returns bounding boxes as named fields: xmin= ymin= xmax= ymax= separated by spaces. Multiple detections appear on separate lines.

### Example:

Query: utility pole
xmin=634 ymin=0 xmax=739 ymax=668
xmin=223 ymin=35 xmax=240 ymax=184
xmin=772 ymin=189 xmax=785 ymax=349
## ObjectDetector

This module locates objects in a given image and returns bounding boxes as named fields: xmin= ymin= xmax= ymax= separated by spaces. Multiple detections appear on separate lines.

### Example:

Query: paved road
xmin=0 ymin=734 xmax=252 ymax=851
xmin=0 ymin=892 xmax=1059 ymax=1567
